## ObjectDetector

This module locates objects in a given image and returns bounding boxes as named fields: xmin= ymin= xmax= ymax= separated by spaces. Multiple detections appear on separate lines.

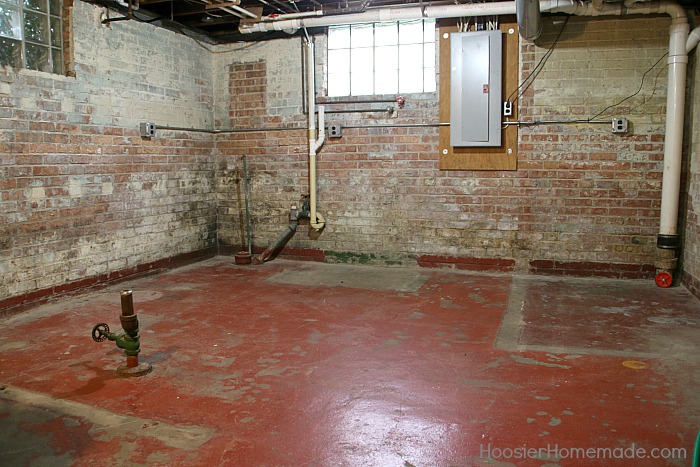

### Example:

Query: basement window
xmin=327 ymin=19 xmax=436 ymax=97
xmin=0 ymin=0 xmax=64 ymax=74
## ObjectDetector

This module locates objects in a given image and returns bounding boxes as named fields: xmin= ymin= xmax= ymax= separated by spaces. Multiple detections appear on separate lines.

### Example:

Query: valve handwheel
xmin=92 ymin=323 xmax=110 ymax=342
xmin=655 ymin=271 xmax=673 ymax=288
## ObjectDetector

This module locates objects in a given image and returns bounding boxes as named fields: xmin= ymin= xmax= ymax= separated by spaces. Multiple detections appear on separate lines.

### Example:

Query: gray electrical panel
xmin=450 ymin=30 xmax=502 ymax=147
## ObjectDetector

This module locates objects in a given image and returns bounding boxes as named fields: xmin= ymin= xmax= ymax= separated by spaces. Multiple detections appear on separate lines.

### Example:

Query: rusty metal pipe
xmin=120 ymin=290 xmax=135 ymax=316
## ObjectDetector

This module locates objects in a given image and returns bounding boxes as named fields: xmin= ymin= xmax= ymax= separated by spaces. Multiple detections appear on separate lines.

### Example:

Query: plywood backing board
xmin=439 ymin=19 xmax=519 ymax=171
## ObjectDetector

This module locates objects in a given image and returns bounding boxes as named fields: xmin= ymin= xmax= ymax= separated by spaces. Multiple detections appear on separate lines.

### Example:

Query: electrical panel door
xmin=450 ymin=30 xmax=502 ymax=147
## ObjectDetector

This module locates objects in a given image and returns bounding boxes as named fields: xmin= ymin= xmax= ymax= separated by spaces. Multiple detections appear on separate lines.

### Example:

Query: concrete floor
xmin=1 ymin=257 xmax=699 ymax=466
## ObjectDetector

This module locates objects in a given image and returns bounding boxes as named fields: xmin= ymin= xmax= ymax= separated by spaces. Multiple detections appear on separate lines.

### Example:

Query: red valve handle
xmin=655 ymin=271 xmax=673 ymax=288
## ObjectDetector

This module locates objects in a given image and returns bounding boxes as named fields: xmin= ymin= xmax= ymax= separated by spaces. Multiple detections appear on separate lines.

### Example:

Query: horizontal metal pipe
xmin=323 ymin=108 xmax=394 ymax=114
xmin=154 ymin=124 xmax=306 ymax=133
xmin=319 ymin=98 xmax=400 ymax=104
xmin=156 ymin=119 xmax=614 ymax=133
xmin=503 ymin=119 xmax=612 ymax=126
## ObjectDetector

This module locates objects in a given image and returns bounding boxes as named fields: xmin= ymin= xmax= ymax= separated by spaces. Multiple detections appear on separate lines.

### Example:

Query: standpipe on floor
xmin=91 ymin=289 xmax=152 ymax=377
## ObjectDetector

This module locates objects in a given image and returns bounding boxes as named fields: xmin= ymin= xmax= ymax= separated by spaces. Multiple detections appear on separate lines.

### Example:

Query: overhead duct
xmin=516 ymin=0 xmax=543 ymax=41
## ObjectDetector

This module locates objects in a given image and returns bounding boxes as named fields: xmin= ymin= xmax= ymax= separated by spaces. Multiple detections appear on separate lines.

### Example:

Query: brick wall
xmin=214 ymin=17 xmax=672 ymax=278
xmin=682 ymin=43 xmax=700 ymax=298
xmin=0 ymin=2 xmax=217 ymax=311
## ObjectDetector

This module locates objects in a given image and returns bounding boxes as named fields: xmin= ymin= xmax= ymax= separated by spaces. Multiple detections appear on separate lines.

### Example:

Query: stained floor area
xmin=1 ymin=258 xmax=699 ymax=466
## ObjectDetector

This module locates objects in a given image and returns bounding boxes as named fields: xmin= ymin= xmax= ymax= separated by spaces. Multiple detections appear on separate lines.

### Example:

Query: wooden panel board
xmin=439 ymin=19 xmax=519 ymax=171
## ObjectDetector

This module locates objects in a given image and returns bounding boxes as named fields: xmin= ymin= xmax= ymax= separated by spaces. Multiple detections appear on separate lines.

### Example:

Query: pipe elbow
xmin=657 ymin=1 xmax=687 ymax=20
xmin=687 ymin=26 xmax=700 ymax=53
xmin=310 ymin=212 xmax=326 ymax=230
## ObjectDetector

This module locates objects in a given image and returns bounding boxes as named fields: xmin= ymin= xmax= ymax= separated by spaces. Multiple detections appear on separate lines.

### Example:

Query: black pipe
xmin=258 ymin=207 xmax=299 ymax=263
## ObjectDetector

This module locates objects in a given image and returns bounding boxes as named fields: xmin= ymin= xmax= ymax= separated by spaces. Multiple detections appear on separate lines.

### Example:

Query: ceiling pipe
xmin=239 ymin=1 xmax=524 ymax=33
xmin=516 ymin=0 xmax=543 ymax=41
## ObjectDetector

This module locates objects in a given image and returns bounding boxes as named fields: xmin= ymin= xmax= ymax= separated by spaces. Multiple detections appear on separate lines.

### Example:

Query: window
xmin=0 ymin=0 xmax=63 ymax=74
xmin=327 ymin=19 xmax=436 ymax=97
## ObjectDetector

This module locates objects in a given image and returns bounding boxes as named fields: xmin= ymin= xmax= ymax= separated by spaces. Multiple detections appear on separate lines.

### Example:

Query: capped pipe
xmin=516 ymin=0 xmax=543 ymax=41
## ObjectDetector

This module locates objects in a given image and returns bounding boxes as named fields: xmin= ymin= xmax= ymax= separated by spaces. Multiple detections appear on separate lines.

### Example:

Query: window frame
xmin=326 ymin=18 xmax=436 ymax=98
xmin=0 ymin=0 xmax=64 ymax=75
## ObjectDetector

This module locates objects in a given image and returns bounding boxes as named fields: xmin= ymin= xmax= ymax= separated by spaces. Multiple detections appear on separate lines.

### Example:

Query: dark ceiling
xmin=87 ymin=0 xmax=700 ymax=44
xmin=91 ymin=0 xmax=448 ymax=43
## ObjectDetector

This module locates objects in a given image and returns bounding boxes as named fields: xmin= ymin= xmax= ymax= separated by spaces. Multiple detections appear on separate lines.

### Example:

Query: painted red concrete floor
xmin=0 ymin=258 xmax=699 ymax=466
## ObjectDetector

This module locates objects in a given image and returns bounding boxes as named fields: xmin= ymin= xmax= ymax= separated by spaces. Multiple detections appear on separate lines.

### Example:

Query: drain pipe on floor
xmin=258 ymin=206 xmax=299 ymax=262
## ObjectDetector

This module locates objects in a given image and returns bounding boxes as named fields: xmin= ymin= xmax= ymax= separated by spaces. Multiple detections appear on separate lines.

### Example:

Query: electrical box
xmin=328 ymin=124 xmax=342 ymax=138
xmin=611 ymin=117 xmax=629 ymax=134
xmin=140 ymin=122 xmax=156 ymax=138
xmin=450 ymin=31 xmax=502 ymax=147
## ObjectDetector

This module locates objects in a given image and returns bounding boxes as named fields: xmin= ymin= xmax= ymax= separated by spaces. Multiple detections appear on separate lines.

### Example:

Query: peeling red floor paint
xmin=0 ymin=258 xmax=699 ymax=466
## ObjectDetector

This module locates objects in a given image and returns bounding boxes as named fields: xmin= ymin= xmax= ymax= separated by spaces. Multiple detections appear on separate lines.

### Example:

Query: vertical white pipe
xmin=305 ymin=39 xmax=326 ymax=230
xmin=658 ymin=19 xmax=690 ymax=244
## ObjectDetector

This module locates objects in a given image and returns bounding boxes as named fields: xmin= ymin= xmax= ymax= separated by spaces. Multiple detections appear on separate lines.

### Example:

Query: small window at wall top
xmin=0 ymin=0 xmax=64 ymax=74
xmin=327 ymin=19 xmax=436 ymax=97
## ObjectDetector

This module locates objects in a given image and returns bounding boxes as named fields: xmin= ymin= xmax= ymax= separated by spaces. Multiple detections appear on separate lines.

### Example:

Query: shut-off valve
xmin=91 ymin=289 xmax=152 ymax=377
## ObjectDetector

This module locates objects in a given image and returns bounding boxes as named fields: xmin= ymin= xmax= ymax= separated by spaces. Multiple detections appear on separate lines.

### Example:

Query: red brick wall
xmin=682 ymin=41 xmax=700 ymax=298
xmin=0 ymin=3 xmax=217 ymax=312
xmin=215 ymin=18 xmax=672 ymax=279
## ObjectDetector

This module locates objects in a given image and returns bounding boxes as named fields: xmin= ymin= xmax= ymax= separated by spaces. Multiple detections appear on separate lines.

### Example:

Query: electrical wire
xmin=588 ymin=52 xmax=669 ymax=121
xmin=507 ymin=15 xmax=569 ymax=103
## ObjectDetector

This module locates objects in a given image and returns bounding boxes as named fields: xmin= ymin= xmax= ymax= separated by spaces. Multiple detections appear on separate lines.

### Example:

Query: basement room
xmin=1 ymin=0 xmax=700 ymax=465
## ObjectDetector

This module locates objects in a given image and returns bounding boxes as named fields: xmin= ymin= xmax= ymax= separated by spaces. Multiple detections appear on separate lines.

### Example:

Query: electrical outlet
xmin=140 ymin=122 xmax=156 ymax=138
xmin=503 ymin=101 xmax=513 ymax=117
xmin=328 ymin=124 xmax=342 ymax=138
xmin=611 ymin=117 xmax=628 ymax=134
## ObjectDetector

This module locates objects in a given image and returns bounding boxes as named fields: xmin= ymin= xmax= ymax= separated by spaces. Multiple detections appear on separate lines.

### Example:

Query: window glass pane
xmin=326 ymin=19 xmax=436 ymax=97
xmin=50 ymin=14 xmax=60 ymax=46
xmin=0 ymin=5 xmax=22 ymax=39
xmin=424 ymin=67 xmax=436 ymax=92
xmin=374 ymin=45 xmax=397 ymax=72
xmin=375 ymin=69 xmax=397 ymax=95
xmin=399 ymin=20 xmax=423 ymax=45
xmin=25 ymin=42 xmax=49 ymax=71
xmin=423 ymin=42 xmax=435 ymax=68
xmin=351 ymin=24 xmax=373 ymax=48
xmin=24 ymin=10 xmax=49 ymax=44
xmin=23 ymin=0 xmax=47 ymax=12
xmin=423 ymin=19 xmax=435 ymax=43
xmin=399 ymin=43 xmax=422 ymax=68
xmin=375 ymin=22 xmax=397 ymax=46
xmin=328 ymin=72 xmax=349 ymax=97
xmin=351 ymin=71 xmax=373 ymax=95
xmin=328 ymin=48 xmax=349 ymax=74
xmin=399 ymin=67 xmax=422 ymax=93
xmin=328 ymin=26 xmax=349 ymax=49
xmin=51 ymin=46 xmax=61 ymax=73
xmin=0 ymin=36 xmax=21 ymax=67
xmin=48 ymin=0 xmax=59 ymax=16
xmin=350 ymin=47 xmax=372 ymax=74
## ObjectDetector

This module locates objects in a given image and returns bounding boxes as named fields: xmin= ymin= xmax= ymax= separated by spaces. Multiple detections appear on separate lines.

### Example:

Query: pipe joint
xmin=657 ymin=234 xmax=680 ymax=250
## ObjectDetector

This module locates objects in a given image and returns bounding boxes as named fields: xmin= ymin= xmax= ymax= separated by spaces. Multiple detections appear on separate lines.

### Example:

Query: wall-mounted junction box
xmin=140 ymin=122 xmax=156 ymax=138
xmin=611 ymin=117 xmax=629 ymax=134
xmin=328 ymin=124 xmax=342 ymax=138
xmin=450 ymin=30 xmax=502 ymax=147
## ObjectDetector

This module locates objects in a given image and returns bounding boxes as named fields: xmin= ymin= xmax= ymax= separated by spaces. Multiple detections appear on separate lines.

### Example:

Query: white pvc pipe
xmin=305 ymin=40 xmax=326 ymax=230
xmin=659 ymin=19 xmax=689 ymax=238
xmin=240 ymin=2 xmax=523 ymax=33
xmin=688 ymin=26 xmax=700 ymax=53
